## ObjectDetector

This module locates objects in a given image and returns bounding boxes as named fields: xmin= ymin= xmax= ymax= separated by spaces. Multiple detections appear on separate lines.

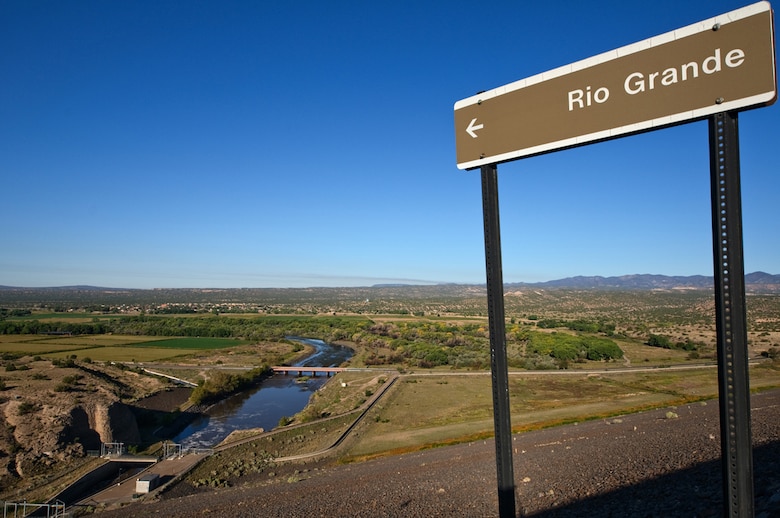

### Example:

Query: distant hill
xmin=505 ymin=272 xmax=780 ymax=291
xmin=0 ymin=285 xmax=130 ymax=291
xmin=1 ymin=272 xmax=779 ymax=295
xmin=502 ymin=272 xmax=780 ymax=292
xmin=745 ymin=271 xmax=780 ymax=285
xmin=0 ymin=285 xmax=125 ymax=291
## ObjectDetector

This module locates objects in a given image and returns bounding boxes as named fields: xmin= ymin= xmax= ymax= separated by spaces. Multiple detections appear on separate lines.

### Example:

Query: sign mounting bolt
xmin=716 ymin=97 xmax=725 ymax=104
xmin=713 ymin=23 xmax=721 ymax=31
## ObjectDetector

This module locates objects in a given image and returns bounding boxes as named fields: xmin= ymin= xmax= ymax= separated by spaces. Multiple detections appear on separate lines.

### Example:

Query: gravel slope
xmin=97 ymin=389 xmax=780 ymax=517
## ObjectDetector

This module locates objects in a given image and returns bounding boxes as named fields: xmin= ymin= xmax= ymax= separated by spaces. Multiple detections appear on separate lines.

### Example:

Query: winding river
xmin=173 ymin=338 xmax=353 ymax=449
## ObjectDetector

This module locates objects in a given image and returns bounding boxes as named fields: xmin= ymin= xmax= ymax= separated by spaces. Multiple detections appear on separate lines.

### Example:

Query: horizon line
xmin=1 ymin=271 xmax=777 ymax=291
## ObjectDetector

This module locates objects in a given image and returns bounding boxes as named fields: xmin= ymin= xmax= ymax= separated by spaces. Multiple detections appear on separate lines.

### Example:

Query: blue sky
xmin=1 ymin=0 xmax=778 ymax=288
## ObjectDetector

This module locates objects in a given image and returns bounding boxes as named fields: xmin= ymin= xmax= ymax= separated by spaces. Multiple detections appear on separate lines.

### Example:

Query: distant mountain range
xmin=1 ymin=272 xmax=779 ymax=293
xmin=505 ymin=271 xmax=780 ymax=291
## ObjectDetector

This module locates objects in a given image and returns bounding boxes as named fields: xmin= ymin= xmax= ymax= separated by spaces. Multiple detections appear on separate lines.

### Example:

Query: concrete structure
xmin=135 ymin=473 xmax=160 ymax=494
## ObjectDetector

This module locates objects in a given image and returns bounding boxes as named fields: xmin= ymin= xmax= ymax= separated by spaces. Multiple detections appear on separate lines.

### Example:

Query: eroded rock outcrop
xmin=1 ymin=399 xmax=140 ymax=482
xmin=59 ymin=401 xmax=140 ymax=451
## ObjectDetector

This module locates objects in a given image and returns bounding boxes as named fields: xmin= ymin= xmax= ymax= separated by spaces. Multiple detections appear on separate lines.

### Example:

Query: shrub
xmin=17 ymin=402 xmax=37 ymax=415
xmin=648 ymin=334 xmax=672 ymax=348
xmin=54 ymin=382 xmax=73 ymax=392
xmin=761 ymin=347 xmax=779 ymax=359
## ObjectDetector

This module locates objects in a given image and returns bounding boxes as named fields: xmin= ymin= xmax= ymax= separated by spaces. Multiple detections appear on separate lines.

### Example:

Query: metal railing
xmin=2 ymin=500 xmax=66 ymax=518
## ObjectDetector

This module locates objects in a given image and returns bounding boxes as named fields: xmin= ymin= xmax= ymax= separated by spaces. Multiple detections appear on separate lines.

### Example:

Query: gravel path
xmin=97 ymin=389 xmax=780 ymax=517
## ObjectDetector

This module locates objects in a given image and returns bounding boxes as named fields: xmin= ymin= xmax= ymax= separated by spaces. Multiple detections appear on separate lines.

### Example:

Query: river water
xmin=173 ymin=338 xmax=353 ymax=449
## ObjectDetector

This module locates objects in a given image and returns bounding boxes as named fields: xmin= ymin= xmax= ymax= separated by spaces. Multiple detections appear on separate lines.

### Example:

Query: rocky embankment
xmin=0 ymin=358 xmax=169 ymax=497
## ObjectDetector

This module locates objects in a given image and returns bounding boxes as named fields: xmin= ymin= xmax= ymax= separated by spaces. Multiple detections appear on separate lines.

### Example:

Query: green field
xmin=0 ymin=335 xmax=250 ymax=362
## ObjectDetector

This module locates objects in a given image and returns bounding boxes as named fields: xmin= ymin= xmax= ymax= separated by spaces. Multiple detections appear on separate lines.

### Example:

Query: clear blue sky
xmin=1 ymin=1 xmax=778 ymax=288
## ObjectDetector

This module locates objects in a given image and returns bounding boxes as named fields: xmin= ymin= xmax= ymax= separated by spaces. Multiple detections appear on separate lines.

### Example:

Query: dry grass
xmin=0 ymin=335 xmax=206 ymax=357
xmin=0 ymin=335 xmax=304 ymax=366
xmin=339 ymin=363 xmax=779 ymax=459
xmin=45 ymin=346 xmax=198 ymax=363
xmin=610 ymin=338 xmax=702 ymax=365
xmin=0 ymin=342 xmax=92 ymax=355
xmin=295 ymin=371 xmax=393 ymax=421
xmin=203 ymin=360 xmax=778 ymax=467
xmin=31 ymin=335 xmax=159 ymax=346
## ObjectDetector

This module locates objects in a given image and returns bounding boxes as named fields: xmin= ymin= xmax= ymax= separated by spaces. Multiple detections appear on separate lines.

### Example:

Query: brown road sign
xmin=454 ymin=1 xmax=776 ymax=170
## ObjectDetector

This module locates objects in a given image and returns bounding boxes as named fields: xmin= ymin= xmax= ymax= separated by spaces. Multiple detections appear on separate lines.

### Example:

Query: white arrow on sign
xmin=466 ymin=118 xmax=484 ymax=138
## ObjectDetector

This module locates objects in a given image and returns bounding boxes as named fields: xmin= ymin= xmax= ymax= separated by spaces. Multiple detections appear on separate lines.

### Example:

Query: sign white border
xmin=455 ymin=1 xmax=776 ymax=170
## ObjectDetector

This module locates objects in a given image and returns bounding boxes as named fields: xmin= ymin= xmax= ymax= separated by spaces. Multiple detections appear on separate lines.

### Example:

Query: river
xmin=172 ymin=338 xmax=353 ymax=449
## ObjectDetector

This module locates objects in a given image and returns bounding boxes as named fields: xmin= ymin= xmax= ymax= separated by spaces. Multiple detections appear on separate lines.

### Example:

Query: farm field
xmin=129 ymin=337 xmax=251 ymax=349
xmin=0 ymin=335 xmax=252 ymax=363
xmin=45 ymin=346 xmax=201 ymax=363
xmin=0 ymin=341 xmax=91 ymax=355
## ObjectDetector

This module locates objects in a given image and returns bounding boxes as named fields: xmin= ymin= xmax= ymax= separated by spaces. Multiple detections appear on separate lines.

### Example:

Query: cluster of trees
xmin=526 ymin=332 xmax=623 ymax=366
xmin=0 ymin=308 xmax=31 ymax=318
xmin=108 ymin=315 xmax=372 ymax=343
xmin=190 ymin=367 xmax=271 ymax=406
xmin=0 ymin=315 xmax=373 ymax=343
xmin=0 ymin=319 xmax=108 ymax=335
xmin=354 ymin=319 xmax=624 ymax=369
xmin=647 ymin=334 xmax=702 ymax=351
xmin=353 ymin=321 xmax=489 ymax=368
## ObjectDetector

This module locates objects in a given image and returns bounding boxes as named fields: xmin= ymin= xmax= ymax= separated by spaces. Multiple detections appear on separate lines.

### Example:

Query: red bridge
xmin=272 ymin=366 xmax=346 ymax=377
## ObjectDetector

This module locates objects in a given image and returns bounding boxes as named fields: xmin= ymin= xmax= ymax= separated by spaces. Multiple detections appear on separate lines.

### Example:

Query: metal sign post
xmin=709 ymin=111 xmax=754 ymax=517
xmin=480 ymin=163 xmax=516 ymax=517
xmin=457 ymin=4 xmax=774 ymax=515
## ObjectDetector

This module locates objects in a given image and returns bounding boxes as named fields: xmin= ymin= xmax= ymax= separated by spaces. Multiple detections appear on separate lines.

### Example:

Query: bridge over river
xmin=139 ymin=365 xmax=347 ymax=386
xmin=271 ymin=366 xmax=345 ymax=377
